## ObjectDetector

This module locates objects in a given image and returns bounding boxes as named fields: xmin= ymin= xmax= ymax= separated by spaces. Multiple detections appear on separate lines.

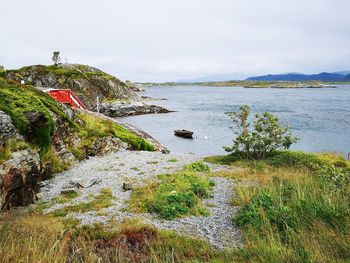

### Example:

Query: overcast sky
xmin=1 ymin=0 xmax=349 ymax=81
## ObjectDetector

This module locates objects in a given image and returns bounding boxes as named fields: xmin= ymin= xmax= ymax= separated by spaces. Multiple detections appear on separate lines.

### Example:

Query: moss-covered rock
xmin=4 ymin=64 xmax=138 ymax=110
xmin=0 ymin=77 xmax=158 ymax=209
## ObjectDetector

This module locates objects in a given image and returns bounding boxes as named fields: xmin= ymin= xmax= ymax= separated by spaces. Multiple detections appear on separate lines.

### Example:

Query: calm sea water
xmin=123 ymin=85 xmax=350 ymax=156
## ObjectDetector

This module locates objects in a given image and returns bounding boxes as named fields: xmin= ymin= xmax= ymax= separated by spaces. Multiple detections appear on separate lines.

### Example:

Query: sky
xmin=1 ymin=0 xmax=350 ymax=82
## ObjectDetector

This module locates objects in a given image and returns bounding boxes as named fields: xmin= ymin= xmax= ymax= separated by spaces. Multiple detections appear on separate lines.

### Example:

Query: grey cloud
xmin=1 ymin=0 xmax=349 ymax=81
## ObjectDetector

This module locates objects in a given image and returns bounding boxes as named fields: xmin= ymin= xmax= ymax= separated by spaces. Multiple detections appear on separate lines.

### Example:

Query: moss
xmin=40 ymin=146 xmax=70 ymax=175
xmin=129 ymin=171 xmax=214 ymax=220
xmin=0 ymin=78 xmax=71 ymax=152
xmin=0 ymin=139 xmax=30 ymax=164
xmin=184 ymin=161 xmax=211 ymax=172
xmin=78 ymin=113 xmax=155 ymax=151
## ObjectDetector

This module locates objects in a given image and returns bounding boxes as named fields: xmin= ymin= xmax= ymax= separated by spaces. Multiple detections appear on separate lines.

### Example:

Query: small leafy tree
xmin=52 ymin=51 xmax=61 ymax=65
xmin=225 ymin=105 xmax=299 ymax=159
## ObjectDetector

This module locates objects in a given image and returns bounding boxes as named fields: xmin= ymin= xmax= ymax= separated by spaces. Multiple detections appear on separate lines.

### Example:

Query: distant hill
xmin=344 ymin=73 xmax=350 ymax=81
xmin=177 ymin=73 xmax=248 ymax=83
xmin=247 ymin=72 xmax=348 ymax=82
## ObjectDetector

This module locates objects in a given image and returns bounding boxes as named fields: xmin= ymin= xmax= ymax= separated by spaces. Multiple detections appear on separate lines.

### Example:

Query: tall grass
xmin=207 ymin=151 xmax=350 ymax=262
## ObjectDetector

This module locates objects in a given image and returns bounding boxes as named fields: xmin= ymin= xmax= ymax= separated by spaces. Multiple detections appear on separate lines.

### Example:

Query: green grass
xmin=77 ymin=113 xmax=155 ymax=151
xmin=52 ymin=191 xmax=80 ymax=204
xmin=210 ymin=151 xmax=350 ymax=262
xmin=167 ymin=158 xmax=178 ymax=163
xmin=0 ymin=214 xmax=238 ymax=262
xmin=0 ymin=78 xmax=71 ymax=152
xmin=184 ymin=161 xmax=211 ymax=172
xmin=129 ymin=171 xmax=214 ymax=220
xmin=0 ymin=139 xmax=29 ymax=164
xmin=204 ymin=150 xmax=349 ymax=171
xmin=51 ymin=188 xmax=114 ymax=217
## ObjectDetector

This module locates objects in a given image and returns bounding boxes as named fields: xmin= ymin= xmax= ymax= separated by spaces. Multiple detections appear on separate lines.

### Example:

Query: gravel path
xmin=39 ymin=150 xmax=242 ymax=248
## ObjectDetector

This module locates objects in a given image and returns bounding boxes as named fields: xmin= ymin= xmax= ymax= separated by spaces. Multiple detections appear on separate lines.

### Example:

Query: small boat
xmin=174 ymin=129 xmax=194 ymax=139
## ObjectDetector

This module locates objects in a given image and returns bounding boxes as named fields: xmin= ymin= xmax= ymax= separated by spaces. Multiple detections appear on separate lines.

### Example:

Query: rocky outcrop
xmin=0 ymin=110 xmax=23 ymax=140
xmin=100 ymin=101 xmax=172 ymax=118
xmin=87 ymin=111 xmax=168 ymax=153
xmin=4 ymin=64 xmax=138 ymax=110
xmin=0 ymin=78 xmax=166 ymax=210
xmin=125 ymin=80 xmax=145 ymax=92
xmin=0 ymin=150 xmax=40 ymax=210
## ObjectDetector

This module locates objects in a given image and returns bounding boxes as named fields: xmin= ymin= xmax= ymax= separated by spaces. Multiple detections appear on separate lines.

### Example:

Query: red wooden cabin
xmin=44 ymin=89 xmax=87 ymax=110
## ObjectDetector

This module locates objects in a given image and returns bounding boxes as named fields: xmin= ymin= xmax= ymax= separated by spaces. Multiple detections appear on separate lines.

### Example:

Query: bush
xmin=225 ymin=105 xmax=299 ymax=159
xmin=130 ymin=172 xmax=214 ymax=220
xmin=184 ymin=161 xmax=210 ymax=172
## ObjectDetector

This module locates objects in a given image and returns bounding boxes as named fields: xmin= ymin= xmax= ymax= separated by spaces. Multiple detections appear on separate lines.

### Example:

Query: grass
xmin=184 ymin=161 xmax=211 ymax=172
xmin=1 ymin=148 xmax=349 ymax=261
xmin=0 ymin=139 xmax=29 ymax=164
xmin=0 ymin=213 xmax=238 ymax=263
xmin=0 ymin=77 xmax=71 ymax=152
xmin=206 ymin=151 xmax=350 ymax=262
xmin=77 ymin=112 xmax=155 ymax=152
xmin=51 ymin=188 xmax=114 ymax=217
xmin=129 ymin=171 xmax=214 ymax=220
xmin=52 ymin=191 xmax=80 ymax=204
xmin=167 ymin=158 xmax=178 ymax=163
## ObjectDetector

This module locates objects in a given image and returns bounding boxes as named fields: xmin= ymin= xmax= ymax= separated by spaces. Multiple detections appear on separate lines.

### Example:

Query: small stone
xmin=122 ymin=182 xmax=132 ymax=191
xmin=36 ymin=192 xmax=44 ymax=200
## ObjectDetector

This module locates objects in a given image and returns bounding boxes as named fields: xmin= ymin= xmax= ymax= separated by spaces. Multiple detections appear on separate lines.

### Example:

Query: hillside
xmin=1 ymin=64 xmax=139 ymax=110
xmin=0 ymin=77 xmax=163 ymax=210
xmin=247 ymin=72 xmax=347 ymax=82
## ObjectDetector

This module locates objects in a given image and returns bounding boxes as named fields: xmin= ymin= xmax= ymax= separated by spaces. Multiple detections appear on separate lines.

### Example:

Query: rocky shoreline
xmin=100 ymin=100 xmax=173 ymax=118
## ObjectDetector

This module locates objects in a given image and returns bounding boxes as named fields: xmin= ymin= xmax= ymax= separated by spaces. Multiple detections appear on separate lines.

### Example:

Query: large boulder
xmin=0 ymin=110 xmax=23 ymax=140
xmin=100 ymin=101 xmax=172 ymax=117
xmin=0 ymin=149 xmax=40 ymax=210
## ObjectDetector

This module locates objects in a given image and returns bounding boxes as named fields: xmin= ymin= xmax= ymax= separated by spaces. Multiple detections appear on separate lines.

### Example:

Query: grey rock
xmin=100 ymin=101 xmax=173 ymax=118
xmin=0 ymin=110 xmax=23 ymax=140
xmin=0 ymin=149 xmax=40 ymax=209
xmin=122 ymin=182 xmax=132 ymax=191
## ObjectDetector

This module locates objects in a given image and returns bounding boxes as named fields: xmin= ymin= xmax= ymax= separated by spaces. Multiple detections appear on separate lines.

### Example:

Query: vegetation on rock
xmin=0 ymin=77 xmax=156 ymax=209
xmin=3 ymin=64 xmax=137 ymax=110
xmin=129 ymin=171 xmax=214 ymax=220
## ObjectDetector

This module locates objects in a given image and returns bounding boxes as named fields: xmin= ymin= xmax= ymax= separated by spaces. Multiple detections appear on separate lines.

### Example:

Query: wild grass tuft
xmin=129 ymin=171 xmax=214 ymax=220
xmin=184 ymin=161 xmax=211 ymax=172
xmin=51 ymin=188 xmax=114 ymax=217
xmin=78 ymin=113 xmax=155 ymax=151
xmin=212 ymin=150 xmax=350 ymax=262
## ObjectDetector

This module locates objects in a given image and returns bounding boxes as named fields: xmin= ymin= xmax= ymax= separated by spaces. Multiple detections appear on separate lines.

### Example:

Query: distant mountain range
xmin=176 ymin=71 xmax=350 ymax=83
xmin=247 ymin=72 xmax=350 ymax=82
xmin=177 ymin=73 xmax=249 ymax=83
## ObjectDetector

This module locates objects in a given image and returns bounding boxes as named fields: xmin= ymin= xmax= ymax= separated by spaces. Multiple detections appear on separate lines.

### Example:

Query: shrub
xmin=225 ymin=105 xmax=299 ymax=159
xmin=184 ymin=161 xmax=210 ymax=172
xmin=129 ymin=172 xmax=214 ymax=220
